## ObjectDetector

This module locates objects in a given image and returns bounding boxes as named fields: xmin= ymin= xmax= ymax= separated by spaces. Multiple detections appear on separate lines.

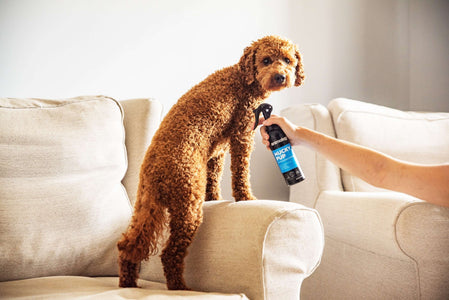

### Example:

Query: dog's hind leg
xmin=205 ymin=152 xmax=226 ymax=201
xmin=161 ymin=202 xmax=204 ymax=290
xmin=117 ymin=190 xmax=167 ymax=287
xmin=117 ymin=256 xmax=140 ymax=287
xmin=117 ymin=221 xmax=146 ymax=287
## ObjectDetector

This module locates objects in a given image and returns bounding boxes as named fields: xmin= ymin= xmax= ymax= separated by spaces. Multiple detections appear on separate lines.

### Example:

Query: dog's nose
xmin=274 ymin=74 xmax=285 ymax=84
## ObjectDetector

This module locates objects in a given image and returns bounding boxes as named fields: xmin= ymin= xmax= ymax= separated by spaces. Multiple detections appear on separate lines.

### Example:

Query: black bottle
xmin=254 ymin=103 xmax=305 ymax=186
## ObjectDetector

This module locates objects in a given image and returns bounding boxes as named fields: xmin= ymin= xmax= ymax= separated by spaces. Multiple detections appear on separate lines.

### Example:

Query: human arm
xmin=260 ymin=115 xmax=449 ymax=208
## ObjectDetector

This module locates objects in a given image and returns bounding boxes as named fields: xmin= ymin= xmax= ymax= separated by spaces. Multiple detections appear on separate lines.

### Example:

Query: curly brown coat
xmin=117 ymin=35 xmax=305 ymax=290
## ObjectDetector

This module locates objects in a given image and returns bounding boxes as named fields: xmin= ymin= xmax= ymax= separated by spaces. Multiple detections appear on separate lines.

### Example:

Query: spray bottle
xmin=253 ymin=103 xmax=305 ymax=185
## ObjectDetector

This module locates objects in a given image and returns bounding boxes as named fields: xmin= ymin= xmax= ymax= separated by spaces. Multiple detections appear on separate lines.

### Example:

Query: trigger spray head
xmin=253 ymin=103 xmax=273 ymax=130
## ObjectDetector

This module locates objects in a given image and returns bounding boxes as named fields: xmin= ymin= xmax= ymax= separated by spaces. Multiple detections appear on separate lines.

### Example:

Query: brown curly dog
xmin=117 ymin=35 xmax=305 ymax=290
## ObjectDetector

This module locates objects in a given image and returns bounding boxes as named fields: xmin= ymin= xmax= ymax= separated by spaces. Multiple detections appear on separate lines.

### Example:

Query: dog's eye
xmin=284 ymin=58 xmax=291 ymax=64
xmin=262 ymin=57 xmax=272 ymax=66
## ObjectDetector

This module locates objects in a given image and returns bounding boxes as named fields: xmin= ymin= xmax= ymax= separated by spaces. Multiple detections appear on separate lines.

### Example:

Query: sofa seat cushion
xmin=0 ymin=276 xmax=248 ymax=299
xmin=0 ymin=96 xmax=131 ymax=281
xmin=328 ymin=98 xmax=449 ymax=192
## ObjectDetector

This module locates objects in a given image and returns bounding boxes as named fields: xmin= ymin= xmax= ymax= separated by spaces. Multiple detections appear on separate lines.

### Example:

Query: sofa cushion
xmin=120 ymin=98 xmax=163 ymax=206
xmin=0 ymin=96 xmax=131 ymax=281
xmin=328 ymin=98 xmax=449 ymax=192
xmin=0 ymin=276 xmax=249 ymax=299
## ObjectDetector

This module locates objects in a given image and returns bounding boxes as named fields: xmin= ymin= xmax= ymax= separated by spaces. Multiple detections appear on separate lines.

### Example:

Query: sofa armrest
xmin=314 ymin=190 xmax=449 ymax=299
xmin=281 ymin=104 xmax=342 ymax=208
xmin=139 ymin=200 xmax=324 ymax=300
xmin=316 ymin=191 xmax=423 ymax=258
xmin=395 ymin=200 xmax=449 ymax=298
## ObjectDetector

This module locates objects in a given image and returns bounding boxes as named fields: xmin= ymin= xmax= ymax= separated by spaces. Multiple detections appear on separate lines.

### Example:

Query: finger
xmin=262 ymin=114 xmax=281 ymax=126
xmin=259 ymin=126 xmax=269 ymax=139
xmin=261 ymin=138 xmax=270 ymax=150
xmin=259 ymin=126 xmax=271 ymax=150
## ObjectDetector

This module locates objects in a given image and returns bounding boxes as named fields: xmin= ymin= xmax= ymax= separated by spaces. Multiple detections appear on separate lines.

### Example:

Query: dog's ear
xmin=294 ymin=47 xmax=305 ymax=86
xmin=239 ymin=44 xmax=257 ymax=85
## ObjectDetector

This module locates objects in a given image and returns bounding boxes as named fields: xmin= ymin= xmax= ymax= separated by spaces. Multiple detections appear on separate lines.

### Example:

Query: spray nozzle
xmin=253 ymin=103 xmax=273 ymax=130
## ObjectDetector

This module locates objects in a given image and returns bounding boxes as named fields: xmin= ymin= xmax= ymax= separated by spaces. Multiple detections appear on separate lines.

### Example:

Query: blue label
xmin=272 ymin=144 xmax=299 ymax=173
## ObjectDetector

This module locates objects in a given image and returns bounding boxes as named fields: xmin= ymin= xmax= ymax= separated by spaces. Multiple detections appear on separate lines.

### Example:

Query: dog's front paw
xmin=167 ymin=281 xmax=192 ymax=291
xmin=234 ymin=193 xmax=257 ymax=201
xmin=164 ymin=273 xmax=191 ymax=290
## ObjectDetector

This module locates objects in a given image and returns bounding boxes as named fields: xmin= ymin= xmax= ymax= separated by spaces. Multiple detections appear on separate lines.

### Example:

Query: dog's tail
xmin=117 ymin=192 xmax=168 ymax=262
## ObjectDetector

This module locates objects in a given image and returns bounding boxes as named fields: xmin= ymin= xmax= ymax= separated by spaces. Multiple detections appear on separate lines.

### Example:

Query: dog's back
xmin=147 ymin=64 xmax=249 ymax=165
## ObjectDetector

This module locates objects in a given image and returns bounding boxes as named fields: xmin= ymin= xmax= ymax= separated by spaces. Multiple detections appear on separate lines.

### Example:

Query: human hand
xmin=258 ymin=114 xmax=301 ymax=150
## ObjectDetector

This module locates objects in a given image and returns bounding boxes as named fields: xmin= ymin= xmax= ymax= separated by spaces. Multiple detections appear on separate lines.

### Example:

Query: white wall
xmin=0 ymin=0 xmax=297 ymax=113
xmin=1 ymin=0 xmax=448 ymax=114
xmin=409 ymin=0 xmax=449 ymax=111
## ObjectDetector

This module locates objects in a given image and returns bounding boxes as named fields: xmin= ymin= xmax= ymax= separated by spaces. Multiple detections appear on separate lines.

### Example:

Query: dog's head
xmin=239 ymin=36 xmax=305 ymax=92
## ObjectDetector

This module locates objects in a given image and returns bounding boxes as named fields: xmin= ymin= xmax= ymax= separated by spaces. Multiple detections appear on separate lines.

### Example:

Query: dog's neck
xmin=237 ymin=73 xmax=271 ymax=107
xmin=245 ymin=83 xmax=271 ymax=109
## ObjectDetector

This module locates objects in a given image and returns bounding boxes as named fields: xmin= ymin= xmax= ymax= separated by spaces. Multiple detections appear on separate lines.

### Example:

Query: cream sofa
xmin=0 ymin=96 xmax=324 ymax=300
xmin=282 ymin=98 xmax=449 ymax=300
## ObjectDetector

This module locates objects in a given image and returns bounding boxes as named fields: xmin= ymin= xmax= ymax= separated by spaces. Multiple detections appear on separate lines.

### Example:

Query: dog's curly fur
xmin=117 ymin=35 xmax=304 ymax=290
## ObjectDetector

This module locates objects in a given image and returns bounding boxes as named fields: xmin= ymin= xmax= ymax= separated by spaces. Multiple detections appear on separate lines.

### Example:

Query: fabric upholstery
xmin=0 ymin=96 xmax=130 ymax=281
xmin=328 ymin=98 xmax=449 ymax=192
xmin=140 ymin=200 xmax=324 ymax=300
xmin=395 ymin=202 xmax=449 ymax=299
xmin=0 ymin=277 xmax=248 ymax=299
xmin=302 ymin=190 xmax=449 ymax=300
xmin=120 ymin=98 xmax=163 ymax=206
xmin=316 ymin=191 xmax=421 ymax=259
xmin=304 ymin=235 xmax=419 ymax=299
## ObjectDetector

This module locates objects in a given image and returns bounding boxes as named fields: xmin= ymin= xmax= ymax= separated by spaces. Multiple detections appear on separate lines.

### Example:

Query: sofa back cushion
xmin=120 ymin=98 xmax=163 ymax=206
xmin=328 ymin=98 xmax=449 ymax=192
xmin=0 ymin=96 xmax=131 ymax=281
